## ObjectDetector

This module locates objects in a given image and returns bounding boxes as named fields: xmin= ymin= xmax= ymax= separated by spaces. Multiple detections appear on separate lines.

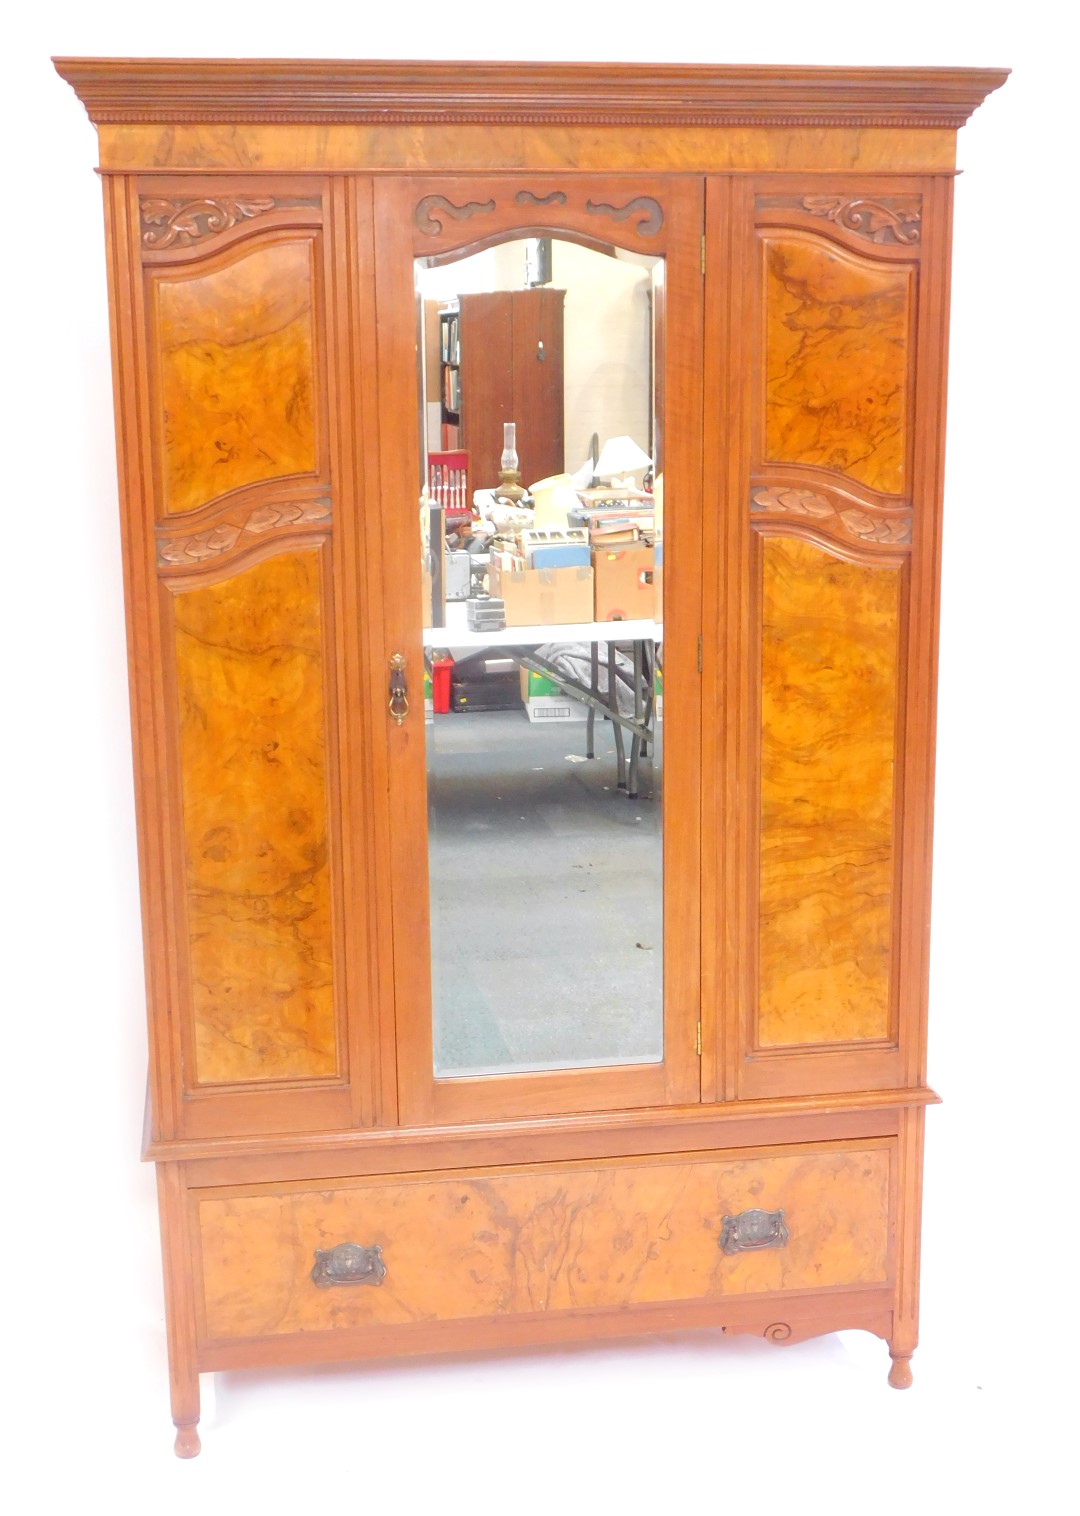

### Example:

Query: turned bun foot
xmin=174 ymin=1421 xmax=201 ymax=1458
xmin=888 ymin=1353 xmax=914 ymax=1389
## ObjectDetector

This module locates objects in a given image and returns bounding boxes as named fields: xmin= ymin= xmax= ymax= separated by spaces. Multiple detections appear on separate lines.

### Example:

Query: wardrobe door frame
xmin=106 ymin=172 xmax=392 ymax=1141
xmin=370 ymin=173 xmax=705 ymax=1126
xmin=703 ymin=173 xmax=953 ymax=1103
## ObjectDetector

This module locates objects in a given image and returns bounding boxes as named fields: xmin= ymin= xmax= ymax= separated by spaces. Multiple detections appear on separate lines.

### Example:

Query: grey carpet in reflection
xmin=427 ymin=708 xmax=664 ymax=1077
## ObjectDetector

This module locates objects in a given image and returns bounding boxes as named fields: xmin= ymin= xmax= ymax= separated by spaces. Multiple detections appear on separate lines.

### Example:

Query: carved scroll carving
xmin=414 ymin=195 xmax=496 ymax=235
xmin=751 ymin=486 xmax=911 ymax=545
xmin=140 ymin=196 xmax=277 ymax=249
xmin=585 ymin=196 xmax=663 ymax=235
xmin=759 ymin=193 xmax=922 ymax=245
xmin=158 ymin=498 xmax=332 ymax=566
xmin=515 ymin=190 xmax=568 ymax=207
xmin=724 ymin=1315 xmax=890 ymax=1348
xmin=159 ymin=523 xmax=242 ymax=563
xmin=413 ymin=188 xmax=663 ymax=239
xmin=243 ymin=500 xmax=332 ymax=534
xmin=802 ymin=195 xmax=921 ymax=244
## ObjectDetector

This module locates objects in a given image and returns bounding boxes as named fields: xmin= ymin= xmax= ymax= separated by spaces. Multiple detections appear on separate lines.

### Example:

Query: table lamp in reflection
xmin=530 ymin=474 xmax=579 ymax=527
xmin=594 ymin=435 xmax=652 ymax=493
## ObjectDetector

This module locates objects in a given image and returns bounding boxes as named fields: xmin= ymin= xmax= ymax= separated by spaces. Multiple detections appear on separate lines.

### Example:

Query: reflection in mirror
xmin=417 ymin=237 xmax=665 ymax=1078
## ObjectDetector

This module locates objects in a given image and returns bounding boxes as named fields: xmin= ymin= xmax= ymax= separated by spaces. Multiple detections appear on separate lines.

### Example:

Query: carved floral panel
xmin=756 ymin=193 xmax=922 ymax=246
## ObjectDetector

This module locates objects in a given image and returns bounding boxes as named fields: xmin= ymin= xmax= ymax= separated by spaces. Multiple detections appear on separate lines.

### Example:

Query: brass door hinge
xmin=696 ymin=1021 xmax=702 ymax=1057
xmin=701 ymin=233 xmax=706 ymax=276
xmin=697 ymin=634 xmax=702 ymax=673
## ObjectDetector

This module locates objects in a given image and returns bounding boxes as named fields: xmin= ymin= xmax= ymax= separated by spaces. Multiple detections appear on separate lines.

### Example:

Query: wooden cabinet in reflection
xmin=448 ymin=289 xmax=565 ymax=490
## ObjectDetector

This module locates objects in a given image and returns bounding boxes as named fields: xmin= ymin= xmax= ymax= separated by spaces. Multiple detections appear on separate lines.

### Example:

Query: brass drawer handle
xmin=311 ymin=1242 xmax=387 ymax=1288
xmin=719 ymin=1208 xmax=789 ymax=1254
xmin=388 ymin=652 xmax=409 ymax=725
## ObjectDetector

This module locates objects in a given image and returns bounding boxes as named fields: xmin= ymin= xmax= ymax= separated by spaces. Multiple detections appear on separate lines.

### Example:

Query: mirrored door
xmin=373 ymin=177 xmax=704 ymax=1123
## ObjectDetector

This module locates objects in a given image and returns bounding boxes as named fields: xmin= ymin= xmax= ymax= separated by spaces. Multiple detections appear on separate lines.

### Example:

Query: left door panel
xmin=109 ymin=176 xmax=380 ymax=1139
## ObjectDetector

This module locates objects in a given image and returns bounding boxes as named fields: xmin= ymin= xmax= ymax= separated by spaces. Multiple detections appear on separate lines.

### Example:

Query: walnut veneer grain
xmin=94 ymin=123 xmax=961 ymax=176
xmin=757 ymin=534 xmax=901 ymax=1047
xmin=151 ymin=237 xmax=317 ymax=515
xmin=196 ymin=1143 xmax=891 ymax=1340
xmin=171 ymin=549 xmax=336 ymax=1084
xmin=763 ymin=236 xmax=913 ymax=496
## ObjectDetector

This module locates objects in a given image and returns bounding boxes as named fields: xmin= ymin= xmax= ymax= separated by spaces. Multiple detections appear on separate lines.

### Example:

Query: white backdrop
xmin=5 ymin=5 xmax=1071 ymax=1510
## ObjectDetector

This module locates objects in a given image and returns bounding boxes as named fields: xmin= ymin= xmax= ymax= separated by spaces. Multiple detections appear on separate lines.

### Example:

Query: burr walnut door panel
xmin=124 ymin=177 xmax=387 ymax=1139
xmin=165 ymin=549 xmax=337 ymax=1089
xmin=704 ymin=177 xmax=948 ymax=1101
xmin=193 ymin=1141 xmax=893 ymax=1344
xmin=756 ymin=532 xmax=904 ymax=1052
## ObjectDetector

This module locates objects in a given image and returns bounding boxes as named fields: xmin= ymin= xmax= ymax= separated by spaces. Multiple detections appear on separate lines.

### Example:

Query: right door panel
xmin=708 ymin=175 xmax=946 ymax=1100
xmin=756 ymin=529 xmax=904 ymax=1051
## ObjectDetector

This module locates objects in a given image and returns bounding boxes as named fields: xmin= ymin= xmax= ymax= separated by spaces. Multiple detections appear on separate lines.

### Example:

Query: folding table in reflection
xmin=422 ymin=603 xmax=661 ymax=799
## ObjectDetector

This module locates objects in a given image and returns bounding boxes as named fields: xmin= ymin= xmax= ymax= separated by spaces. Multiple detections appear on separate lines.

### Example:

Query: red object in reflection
xmin=432 ymin=657 xmax=454 ymax=714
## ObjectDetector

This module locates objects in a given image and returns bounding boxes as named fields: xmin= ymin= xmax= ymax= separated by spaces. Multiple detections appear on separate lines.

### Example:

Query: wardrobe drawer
xmin=194 ymin=1141 xmax=893 ymax=1342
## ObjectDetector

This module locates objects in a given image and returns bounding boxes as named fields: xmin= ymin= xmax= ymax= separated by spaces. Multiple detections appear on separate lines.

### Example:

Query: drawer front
xmin=195 ymin=1142 xmax=892 ymax=1342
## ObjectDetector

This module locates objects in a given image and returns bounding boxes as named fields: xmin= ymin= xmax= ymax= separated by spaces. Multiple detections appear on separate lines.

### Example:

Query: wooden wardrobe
xmin=54 ymin=57 xmax=1006 ymax=1456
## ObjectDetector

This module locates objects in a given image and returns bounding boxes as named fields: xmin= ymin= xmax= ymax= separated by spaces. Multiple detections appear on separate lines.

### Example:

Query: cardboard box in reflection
xmin=491 ymin=562 xmax=594 ymax=627
xmin=592 ymin=544 xmax=655 ymax=622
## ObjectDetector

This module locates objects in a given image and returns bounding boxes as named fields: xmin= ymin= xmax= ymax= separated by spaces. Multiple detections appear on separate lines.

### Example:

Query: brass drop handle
xmin=719 ymin=1208 xmax=789 ymax=1254
xmin=311 ymin=1242 xmax=387 ymax=1288
xmin=388 ymin=652 xmax=409 ymax=725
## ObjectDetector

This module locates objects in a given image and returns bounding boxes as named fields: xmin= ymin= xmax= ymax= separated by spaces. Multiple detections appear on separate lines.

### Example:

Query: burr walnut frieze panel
xmin=168 ymin=548 xmax=339 ymax=1086
xmin=148 ymin=232 xmax=322 ymax=517
xmin=756 ymin=534 xmax=903 ymax=1048
xmin=762 ymin=234 xmax=914 ymax=497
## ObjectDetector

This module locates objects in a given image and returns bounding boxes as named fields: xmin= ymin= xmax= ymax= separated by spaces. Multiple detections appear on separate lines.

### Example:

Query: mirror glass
xmin=417 ymin=237 xmax=665 ymax=1078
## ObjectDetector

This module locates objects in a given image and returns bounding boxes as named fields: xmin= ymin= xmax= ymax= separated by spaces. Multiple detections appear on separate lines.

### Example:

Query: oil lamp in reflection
xmin=494 ymin=420 xmax=526 ymax=505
